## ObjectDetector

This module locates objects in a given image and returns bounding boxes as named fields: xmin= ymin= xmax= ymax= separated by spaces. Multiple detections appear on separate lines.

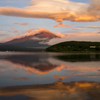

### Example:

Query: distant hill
xmin=46 ymin=41 xmax=100 ymax=52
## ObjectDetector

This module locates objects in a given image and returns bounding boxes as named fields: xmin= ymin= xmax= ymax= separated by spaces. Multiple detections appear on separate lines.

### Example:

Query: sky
xmin=0 ymin=0 xmax=100 ymax=44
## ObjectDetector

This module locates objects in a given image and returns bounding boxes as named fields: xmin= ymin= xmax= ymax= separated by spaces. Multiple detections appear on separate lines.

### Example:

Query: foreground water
xmin=0 ymin=52 xmax=100 ymax=100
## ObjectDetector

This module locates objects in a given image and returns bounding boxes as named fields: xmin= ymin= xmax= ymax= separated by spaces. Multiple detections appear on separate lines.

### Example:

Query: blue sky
xmin=0 ymin=0 xmax=100 ymax=43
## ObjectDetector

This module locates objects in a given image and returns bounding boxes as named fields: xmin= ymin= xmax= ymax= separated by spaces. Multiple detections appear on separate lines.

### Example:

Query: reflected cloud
xmin=55 ymin=65 xmax=65 ymax=71
xmin=12 ymin=77 xmax=28 ymax=81
xmin=0 ymin=81 xmax=100 ymax=100
xmin=81 ymin=74 xmax=100 ymax=78
xmin=10 ymin=69 xmax=18 ymax=76
xmin=74 ymin=73 xmax=85 ymax=75
xmin=13 ymin=69 xmax=18 ymax=73
xmin=53 ymin=74 xmax=73 ymax=80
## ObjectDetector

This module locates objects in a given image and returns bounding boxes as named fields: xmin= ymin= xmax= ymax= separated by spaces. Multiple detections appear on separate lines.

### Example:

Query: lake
xmin=0 ymin=52 xmax=100 ymax=100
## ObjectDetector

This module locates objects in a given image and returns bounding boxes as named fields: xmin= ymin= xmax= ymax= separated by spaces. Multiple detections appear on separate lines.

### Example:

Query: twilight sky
xmin=0 ymin=0 xmax=100 ymax=44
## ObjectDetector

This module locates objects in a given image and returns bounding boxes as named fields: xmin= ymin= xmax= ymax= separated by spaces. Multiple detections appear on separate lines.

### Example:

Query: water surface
xmin=0 ymin=52 xmax=100 ymax=100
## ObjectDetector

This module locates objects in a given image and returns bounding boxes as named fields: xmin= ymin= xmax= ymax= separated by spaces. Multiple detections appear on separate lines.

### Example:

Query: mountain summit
xmin=33 ymin=31 xmax=59 ymax=39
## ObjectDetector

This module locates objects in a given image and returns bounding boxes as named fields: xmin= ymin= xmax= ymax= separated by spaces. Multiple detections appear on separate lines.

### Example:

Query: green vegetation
xmin=46 ymin=41 xmax=100 ymax=53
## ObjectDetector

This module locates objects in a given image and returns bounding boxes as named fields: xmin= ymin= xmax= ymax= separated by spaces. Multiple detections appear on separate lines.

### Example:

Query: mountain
xmin=5 ymin=29 xmax=59 ymax=44
xmin=0 ymin=29 xmax=60 ymax=50
xmin=6 ymin=30 xmax=59 ymax=44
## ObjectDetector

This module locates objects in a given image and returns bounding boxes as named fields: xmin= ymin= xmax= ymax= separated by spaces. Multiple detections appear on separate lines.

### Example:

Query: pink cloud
xmin=53 ymin=23 xmax=86 ymax=30
xmin=55 ymin=32 xmax=66 ymax=38
xmin=12 ymin=22 xmax=19 ymax=24
xmin=0 ymin=29 xmax=2 ymax=31
xmin=53 ymin=23 xmax=73 ymax=29
xmin=13 ymin=30 xmax=18 ymax=33
xmin=0 ymin=33 xmax=9 ymax=36
xmin=10 ymin=27 xmax=14 ymax=30
xmin=0 ymin=0 xmax=100 ymax=22
xmin=25 ymin=28 xmax=34 ymax=33
xmin=3 ymin=17 xmax=9 ymax=19
xmin=12 ymin=22 xmax=28 ymax=25
xmin=78 ymin=26 xmax=100 ymax=29
xmin=20 ymin=23 xmax=28 ymax=25
xmin=72 ymin=28 xmax=86 ymax=30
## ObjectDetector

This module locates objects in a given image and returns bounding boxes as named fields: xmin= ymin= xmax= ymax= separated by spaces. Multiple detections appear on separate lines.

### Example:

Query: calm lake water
xmin=0 ymin=52 xmax=100 ymax=100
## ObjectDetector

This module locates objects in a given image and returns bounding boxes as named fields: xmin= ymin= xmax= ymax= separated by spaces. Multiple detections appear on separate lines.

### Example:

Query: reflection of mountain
xmin=1 ymin=53 xmax=100 ymax=75
xmin=0 ymin=55 xmax=58 ymax=74
xmin=55 ymin=54 xmax=100 ymax=62
xmin=0 ymin=81 xmax=100 ymax=100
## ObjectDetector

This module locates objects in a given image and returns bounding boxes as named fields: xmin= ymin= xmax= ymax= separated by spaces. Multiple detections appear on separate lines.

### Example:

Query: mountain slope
xmin=9 ymin=39 xmax=49 ymax=48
